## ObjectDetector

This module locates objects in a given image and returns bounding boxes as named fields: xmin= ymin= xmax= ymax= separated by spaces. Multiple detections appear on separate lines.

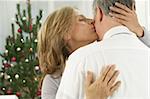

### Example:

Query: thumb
xmin=85 ymin=71 xmax=94 ymax=88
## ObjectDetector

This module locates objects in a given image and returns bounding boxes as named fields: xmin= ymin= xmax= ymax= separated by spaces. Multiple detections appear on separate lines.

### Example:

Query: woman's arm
xmin=109 ymin=2 xmax=150 ymax=47
xmin=85 ymin=65 xmax=121 ymax=99
xmin=41 ymin=74 xmax=61 ymax=99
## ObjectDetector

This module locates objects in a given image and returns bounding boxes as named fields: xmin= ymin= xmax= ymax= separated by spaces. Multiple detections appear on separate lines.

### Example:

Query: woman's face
xmin=66 ymin=13 xmax=98 ymax=51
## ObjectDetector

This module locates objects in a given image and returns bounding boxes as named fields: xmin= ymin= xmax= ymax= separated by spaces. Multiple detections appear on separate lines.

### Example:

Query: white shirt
xmin=56 ymin=26 xmax=150 ymax=99
xmin=41 ymin=28 xmax=149 ymax=99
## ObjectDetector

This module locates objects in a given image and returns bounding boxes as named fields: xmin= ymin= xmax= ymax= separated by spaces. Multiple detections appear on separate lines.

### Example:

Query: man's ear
xmin=95 ymin=6 xmax=103 ymax=22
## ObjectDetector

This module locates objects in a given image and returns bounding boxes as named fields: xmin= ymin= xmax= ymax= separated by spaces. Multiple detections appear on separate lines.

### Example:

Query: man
xmin=56 ymin=0 xmax=150 ymax=99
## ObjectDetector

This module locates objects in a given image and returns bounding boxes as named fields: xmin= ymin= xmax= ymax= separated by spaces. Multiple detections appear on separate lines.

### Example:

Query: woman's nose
xmin=87 ymin=19 xmax=95 ymax=25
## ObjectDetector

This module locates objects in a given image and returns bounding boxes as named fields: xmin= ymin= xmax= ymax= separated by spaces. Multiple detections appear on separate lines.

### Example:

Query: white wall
xmin=148 ymin=0 xmax=150 ymax=30
xmin=0 ymin=0 xmax=149 ymax=68
xmin=136 ymin=0 xmax=149 ymax=29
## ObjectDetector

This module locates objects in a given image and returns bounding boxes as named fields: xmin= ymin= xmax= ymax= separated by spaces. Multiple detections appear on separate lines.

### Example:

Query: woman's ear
xmin=64 ymin=33 xmax=71 ymax=41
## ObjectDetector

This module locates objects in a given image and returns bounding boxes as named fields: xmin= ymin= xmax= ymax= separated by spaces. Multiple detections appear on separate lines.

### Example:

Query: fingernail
xmin=108 ymin=64 xmax=112 ymax=68
xmin=112 ymin=64 xmax=116 ymax=67
xmin=113 ymin=64 xmax=116 ymax=66
xmin=115 ymin=2 xmax=119 ymax=5
xmin=109 ymin=6 xmax=113 ymax=9
xmin=116 ymin=70 xmax=120 ymax=74
xmin=109 ymin=12 xmax=112 ymax=15
xmin=87 ymin=71 xmax=90 ymax=74
xmin=119 ymin=81 xmax=121 ymax=84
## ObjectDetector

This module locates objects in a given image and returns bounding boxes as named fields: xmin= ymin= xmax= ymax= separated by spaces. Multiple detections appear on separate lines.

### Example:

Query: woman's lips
xmin=90 ymin=24 xmax=96 ymax=32
xmin=91 ymin=27 xmax=96 ymax=32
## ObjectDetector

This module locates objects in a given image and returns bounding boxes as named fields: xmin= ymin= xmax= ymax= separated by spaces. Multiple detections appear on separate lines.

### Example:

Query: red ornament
xmin=18 ymin=28 xmax=22 ymax=33
xmin=29 ymin=24 xmax=32 ymax=31
xmin=6 ymin=89 xmax=12 ymax=95
xmin=36 ymin=89 xmax=41 ymax=96
xmin=3 ymin=63 xmax=11 ymax=68
xmin=16 ymin=92 xmax=21 ymax=97
xmin=11 ymin=57 xmax=16 ymax=62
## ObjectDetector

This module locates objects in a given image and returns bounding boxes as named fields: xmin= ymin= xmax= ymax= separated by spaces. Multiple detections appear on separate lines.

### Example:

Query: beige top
xmin=41 ymin=74 xmax=61 ymax=99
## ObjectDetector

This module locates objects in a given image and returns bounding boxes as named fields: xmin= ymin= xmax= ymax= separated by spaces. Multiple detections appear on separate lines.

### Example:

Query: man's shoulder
xmin=68 ymin=41 xmax=102 ymax=60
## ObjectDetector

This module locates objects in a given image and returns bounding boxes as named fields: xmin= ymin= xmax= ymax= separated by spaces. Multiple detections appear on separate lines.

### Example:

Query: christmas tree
xmin=0 ymin=0 xmax=43 ymax=98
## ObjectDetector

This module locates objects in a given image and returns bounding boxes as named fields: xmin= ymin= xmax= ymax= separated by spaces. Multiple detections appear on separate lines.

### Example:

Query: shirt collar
xmin=103 ymin=26 xmax=136 ymax=40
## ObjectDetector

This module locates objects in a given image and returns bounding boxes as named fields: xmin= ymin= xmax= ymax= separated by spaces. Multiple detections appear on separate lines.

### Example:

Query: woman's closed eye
xmin=78 ymin=15 xmax=87 ymax=22
xmin=79 ymin=18 xmax=87 ymax=21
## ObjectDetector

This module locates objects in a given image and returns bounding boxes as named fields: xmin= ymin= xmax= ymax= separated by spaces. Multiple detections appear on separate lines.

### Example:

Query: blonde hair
xmin=38 ymin=7 xmax=75 ymax=77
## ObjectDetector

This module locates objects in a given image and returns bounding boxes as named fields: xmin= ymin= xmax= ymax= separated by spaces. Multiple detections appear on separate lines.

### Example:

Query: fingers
xmin=103 ymin=65 xmax=116 ymax=84
xmin=113 ymin=17 xmax=127 ymax=25
xmin=85 ymin=71 xmax=94 ymax=88
xmin=86 ymin=65 xmax=121 ymax=98
xmin=99 ymin=65 xmax=112 ymax=82
xmin=110 ymin=81 xmax=121 ymax=95
xmin=109 ymin=12 xmax=127 ymax=21
xmin=109 ymin=2 xmax=136 ymax=23
xmin=114 ymin=2 xmax=132 ymax=13
xmin=109 ymin=6 xmax=128 ymax=16
xmin=108 ymin=70 xmax=120 ymax=87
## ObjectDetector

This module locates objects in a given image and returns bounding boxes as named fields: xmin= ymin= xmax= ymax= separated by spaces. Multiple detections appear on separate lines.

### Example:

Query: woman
xmin=38 ymin=7 xmax=120 ymax=99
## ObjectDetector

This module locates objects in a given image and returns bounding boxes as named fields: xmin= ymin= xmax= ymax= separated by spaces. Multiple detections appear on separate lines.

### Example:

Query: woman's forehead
xmin=74 ymin=8 xmax=84 ymax=16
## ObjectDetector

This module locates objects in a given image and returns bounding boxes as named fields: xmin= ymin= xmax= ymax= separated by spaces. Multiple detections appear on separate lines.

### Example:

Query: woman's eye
xmin=79 ymin=18 xmax=86 ymax=21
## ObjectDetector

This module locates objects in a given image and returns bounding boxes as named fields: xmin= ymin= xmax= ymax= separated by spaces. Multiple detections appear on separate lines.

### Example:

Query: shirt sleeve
xmin=139 ymin=28 xmax=150 ymax=48
xmin=41 ymin=74 xmax=60 ymax=99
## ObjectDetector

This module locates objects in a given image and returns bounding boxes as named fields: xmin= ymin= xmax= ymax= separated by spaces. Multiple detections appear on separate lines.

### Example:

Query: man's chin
xmin=95 ymin=29 xmax=99 ymax=34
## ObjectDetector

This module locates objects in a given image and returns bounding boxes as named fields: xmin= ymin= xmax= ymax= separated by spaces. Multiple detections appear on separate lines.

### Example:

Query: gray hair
xmin=93 ymin=0 xmax=135 ymax=15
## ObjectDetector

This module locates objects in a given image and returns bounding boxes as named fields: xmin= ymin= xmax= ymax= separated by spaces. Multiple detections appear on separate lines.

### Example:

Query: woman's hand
xmin=109 ymin=2 xmax=144 ymax=37
xmin=85 ymin=65 xmax=121 ymax=99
